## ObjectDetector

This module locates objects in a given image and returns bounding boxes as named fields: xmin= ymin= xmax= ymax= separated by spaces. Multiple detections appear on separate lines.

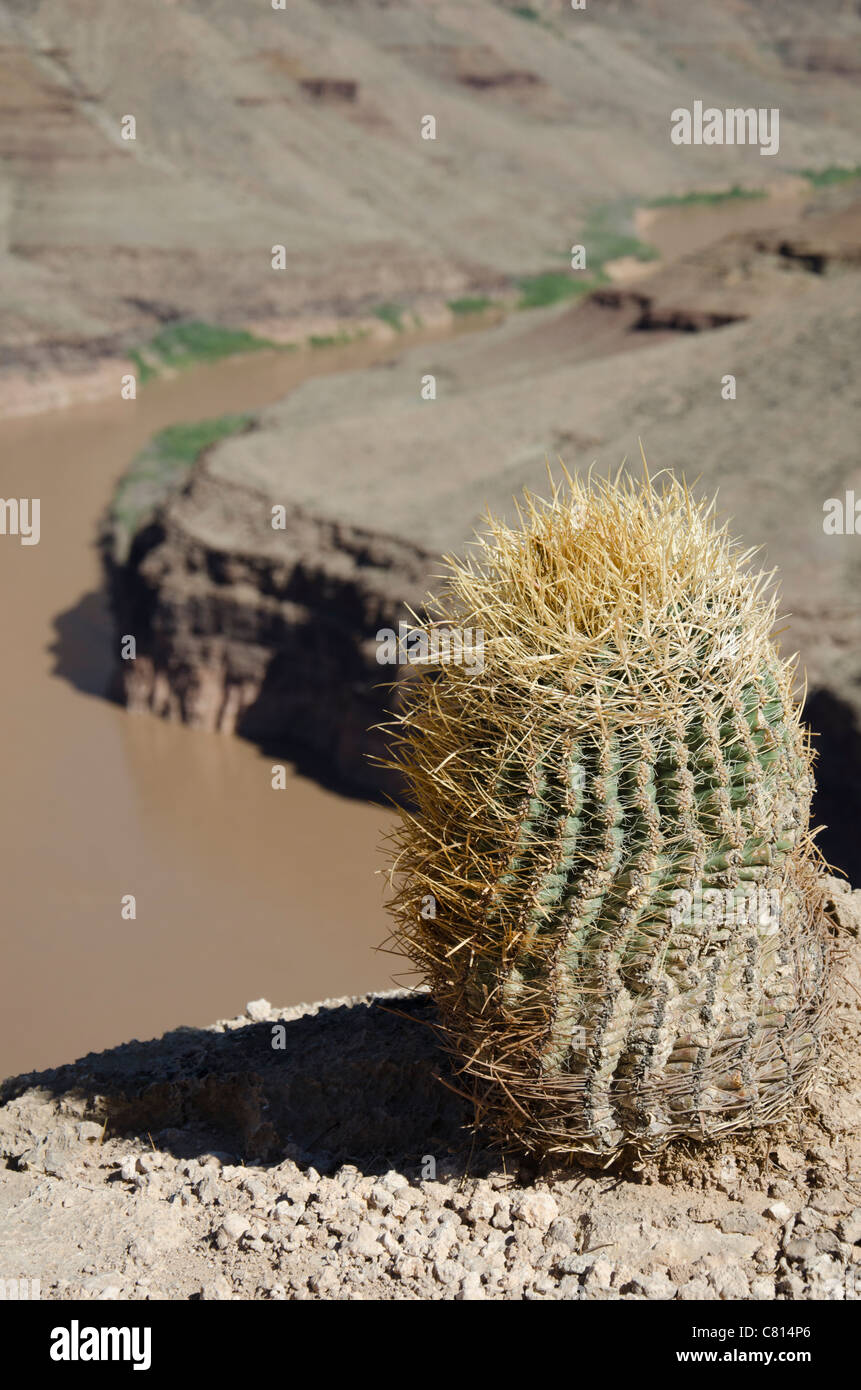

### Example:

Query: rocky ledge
xmin=1 ymin=879 xmax=859 ymax=1301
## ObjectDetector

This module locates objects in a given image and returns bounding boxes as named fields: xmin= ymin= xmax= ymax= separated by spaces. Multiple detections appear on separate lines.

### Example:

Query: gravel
xmin=0 ymin=881 xmax=859 ymax=1300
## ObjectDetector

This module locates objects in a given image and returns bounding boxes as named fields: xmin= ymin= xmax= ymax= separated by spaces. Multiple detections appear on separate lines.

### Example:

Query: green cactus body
xmin=385 ymin=472 xmax=833 ymax=1162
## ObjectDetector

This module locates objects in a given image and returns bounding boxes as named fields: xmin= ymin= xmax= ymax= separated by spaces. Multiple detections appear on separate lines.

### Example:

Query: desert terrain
xmin=1 ymin=0 xmax=860 ymax=1305
xmin=102 ymin=185 xmax=861 ymax=881
xmin=1 ymin=0 xmax=859 ymax=398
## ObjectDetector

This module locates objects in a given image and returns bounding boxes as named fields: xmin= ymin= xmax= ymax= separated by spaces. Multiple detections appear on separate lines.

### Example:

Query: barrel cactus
xmin=385 ymin=470 xmax=833 ymax=1164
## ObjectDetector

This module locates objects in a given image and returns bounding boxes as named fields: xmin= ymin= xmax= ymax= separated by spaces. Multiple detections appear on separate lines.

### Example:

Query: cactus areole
xmin=385 ymin=470 xmax=833 ymax=1164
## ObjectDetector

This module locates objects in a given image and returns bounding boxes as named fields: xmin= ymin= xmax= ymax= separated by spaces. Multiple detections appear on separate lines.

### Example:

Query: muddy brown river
xmin=0 ymin=337 xmax=454 ymax=1077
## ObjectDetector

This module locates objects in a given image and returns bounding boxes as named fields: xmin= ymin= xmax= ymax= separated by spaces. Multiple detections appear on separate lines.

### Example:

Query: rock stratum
xmin=0 ymin=877 xmax=858 ymax=1301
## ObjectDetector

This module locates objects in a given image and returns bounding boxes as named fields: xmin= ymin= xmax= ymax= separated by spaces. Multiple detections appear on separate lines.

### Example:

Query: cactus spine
xmin=385 ymin=470 xmax=833 ymax=1163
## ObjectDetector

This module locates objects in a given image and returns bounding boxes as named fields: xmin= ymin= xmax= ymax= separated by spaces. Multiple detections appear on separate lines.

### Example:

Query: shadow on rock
xmin=806 ymin=687 xmax=861 ymax=887
xmin=0 ymin=993 xmax=497 ymax=1180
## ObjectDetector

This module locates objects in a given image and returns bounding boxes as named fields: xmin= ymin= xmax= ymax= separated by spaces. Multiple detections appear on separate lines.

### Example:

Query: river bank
xmin=0 ymin=179 xmax=818 ymax=423
xmin=95 ymin=195 xmax=861 ymax=869
xmin=0 ymin=331 xmax=473 ymax=1076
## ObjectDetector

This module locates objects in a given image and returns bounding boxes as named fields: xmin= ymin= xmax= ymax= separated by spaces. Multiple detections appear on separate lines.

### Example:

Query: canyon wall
xmin=102 ymin=213 xmax=861 ymax=876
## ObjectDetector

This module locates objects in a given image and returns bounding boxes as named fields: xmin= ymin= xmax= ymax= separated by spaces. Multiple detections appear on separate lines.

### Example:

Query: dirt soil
xmin=0 ymin=876 xmax=858 ymax=1301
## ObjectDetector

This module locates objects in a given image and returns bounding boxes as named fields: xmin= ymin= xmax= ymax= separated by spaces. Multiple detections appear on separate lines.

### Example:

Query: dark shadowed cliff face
xmin=103 ymin=489 xmax=430 ymax=796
